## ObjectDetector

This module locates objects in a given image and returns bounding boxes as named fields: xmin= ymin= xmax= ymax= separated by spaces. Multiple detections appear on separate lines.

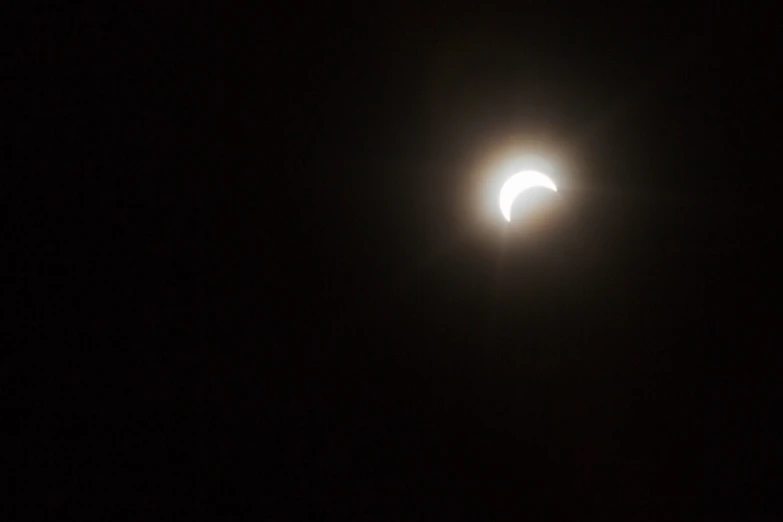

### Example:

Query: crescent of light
xmin=499 ymin=170 xmax=558 ymax=222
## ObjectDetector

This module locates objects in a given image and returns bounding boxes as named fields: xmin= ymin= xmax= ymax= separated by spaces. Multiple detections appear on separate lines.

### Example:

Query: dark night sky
xmin=6 ymin=3 xmax=782 ymax=520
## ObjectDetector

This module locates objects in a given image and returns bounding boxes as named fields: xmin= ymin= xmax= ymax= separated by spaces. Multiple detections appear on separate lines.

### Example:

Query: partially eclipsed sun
xmin=499 ymin=170 xmax=558 ymax=222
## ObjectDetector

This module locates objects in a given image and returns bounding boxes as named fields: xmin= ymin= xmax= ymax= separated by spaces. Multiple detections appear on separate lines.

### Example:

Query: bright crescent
xmin=499 ymin=170 xmax=558 ymax=222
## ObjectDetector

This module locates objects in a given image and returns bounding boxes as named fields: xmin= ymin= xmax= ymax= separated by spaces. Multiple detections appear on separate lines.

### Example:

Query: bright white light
xmin=499 ymin=170 xmax=558 ymax=222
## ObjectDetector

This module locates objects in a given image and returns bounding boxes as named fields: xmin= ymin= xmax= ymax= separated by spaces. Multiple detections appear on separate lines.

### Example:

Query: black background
xmin=6 ymin=3 xmax=781 ymax=520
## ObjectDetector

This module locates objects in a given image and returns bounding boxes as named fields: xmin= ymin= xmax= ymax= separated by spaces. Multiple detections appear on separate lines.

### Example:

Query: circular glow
xmin=499 ymin=170 xmax=558 ymax=222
